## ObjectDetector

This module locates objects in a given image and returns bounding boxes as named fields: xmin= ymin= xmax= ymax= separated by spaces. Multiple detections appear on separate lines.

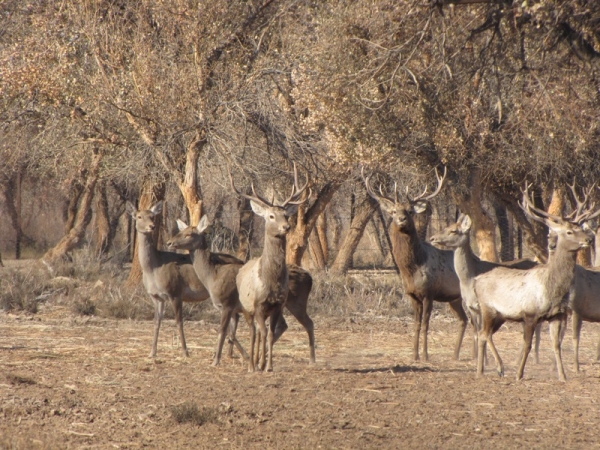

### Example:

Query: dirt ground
xmin=2 ymin=306 xmax=600 ymax=450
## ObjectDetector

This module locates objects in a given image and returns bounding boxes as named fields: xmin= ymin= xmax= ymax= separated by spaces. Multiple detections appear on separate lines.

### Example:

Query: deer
xmin=533 ymin=184 xmax=600 ymax=373
xmin=363 ymin=167 xmax=468 ymax=362
xmin=126 ymin=200 xmax=211 ymax=358
xmin=230 ymin=163 xmax=310 ymax=372
xmin=166 ymin=215 xmax=316 ymax=366
xmin=429 ymin=214 xmax=537 ymax=361
xmin=471 ymin=185 xmax=596 ymax=381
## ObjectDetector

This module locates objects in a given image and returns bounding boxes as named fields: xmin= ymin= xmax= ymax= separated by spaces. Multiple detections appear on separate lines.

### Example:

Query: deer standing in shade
xmin=230 ymin=164 xmax=310 ymax=372
xmin=363 ymin=168 xmax=468 ymax=362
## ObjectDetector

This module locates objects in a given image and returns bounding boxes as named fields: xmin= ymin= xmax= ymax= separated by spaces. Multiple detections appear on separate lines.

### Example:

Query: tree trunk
xmin=286 ymin=181 xmax=342 ymax=266
xmin=330 ymin=195 xmax=377 ymax=274
xmin=0 ymin=171 xmax=34 ymax=258
xmin=307 ymin=226 xmax=327 ymax=270
xmin=125 ymin=181 xmax=166 ymax=288
xmin=316 ymin=211 xmax=329 ymax=263
xmin=456 ymin=170 xmax=498 ymax=262
xmin=94 ymin=180 xmax=111 ymax=257
xmin=176 ymin=134 xmax=206 ymax=227
xmin=236 ymin=192 xmax=254 ymax=262
xmin=64 ymin=171 xmax=85 ymax=234
xmin=494 ymin=203 xmax=514 ymax=262
xmin=42 ymin=149 xmax=103 ymax=265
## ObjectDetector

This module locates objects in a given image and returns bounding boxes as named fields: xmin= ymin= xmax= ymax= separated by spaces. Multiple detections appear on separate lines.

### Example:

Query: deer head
xmin=166 ymin=215 xmax=211 ymax=251
xmin=229 ymin=163 xmax=310 ymax=238
xmin=363 ymin=167 xmax=447 ymax=233
xmin=430 ymin=213 xmax=472 ymax=249
xmin=520 ymin=184 xmax=596 ymax=254
xmin=126 ymin=201 xmax=163 ymax=235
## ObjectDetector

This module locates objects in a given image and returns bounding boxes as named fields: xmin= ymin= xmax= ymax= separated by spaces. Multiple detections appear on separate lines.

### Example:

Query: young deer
xmin=430 ymin=214 xmax=537 ymax=359
xmin=363 ymin=168 xmax=468 ymax=362
xmin=473 ymin=186 xmax=595 ymax=381
xmin=230 ymin=164 xmax=310 ymax=372
xmin=167 ymin=216 xmax=316 ymax=366
xmin=126 ymin=201 xmax=210 ymax=358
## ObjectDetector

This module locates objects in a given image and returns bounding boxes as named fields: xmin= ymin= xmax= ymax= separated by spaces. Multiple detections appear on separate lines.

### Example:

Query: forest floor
xmin=2 ymin=302 xmax=600 ymax=449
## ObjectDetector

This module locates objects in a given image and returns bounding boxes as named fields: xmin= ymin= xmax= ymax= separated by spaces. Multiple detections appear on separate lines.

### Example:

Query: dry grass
xmin=171 ymin=402 xmax=220 ymax=426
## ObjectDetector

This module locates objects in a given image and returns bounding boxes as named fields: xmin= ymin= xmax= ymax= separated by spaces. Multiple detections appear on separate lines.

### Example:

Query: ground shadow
xmin=333 ymin=364 xmax=435 ymax=374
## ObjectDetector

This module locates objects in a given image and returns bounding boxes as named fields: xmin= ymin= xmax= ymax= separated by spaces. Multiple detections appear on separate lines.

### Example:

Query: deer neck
xmin=544 ymin=241 xmax=578 ymax=300
xmin=454 ymin=239 xmax=478 ymax=283
xmin=137 ymin=232 xmax=160 ymax=272
xmin=258 ymin=233 xmax=288 ymax=288
xmin=391 ymin=225 xmax=426 ymax=275
xmin=189 ymin=237 xmax=215 ymax=283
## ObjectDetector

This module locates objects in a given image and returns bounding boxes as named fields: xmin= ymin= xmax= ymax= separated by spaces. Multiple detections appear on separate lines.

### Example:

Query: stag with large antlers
xmin=364 ymin=167 xmax=468 ymax=362
xmin=230 ymin=163 xmax=310 ymax=372
xmin=472 ymin=185 xmax=596 ymax=381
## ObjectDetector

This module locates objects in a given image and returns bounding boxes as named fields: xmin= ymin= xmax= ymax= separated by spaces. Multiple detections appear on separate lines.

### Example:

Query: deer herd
xmin=126 ymin=164 xmax=600 ymax=382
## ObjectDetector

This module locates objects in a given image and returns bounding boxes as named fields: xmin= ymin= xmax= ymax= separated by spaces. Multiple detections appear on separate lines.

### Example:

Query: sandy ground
xmin=1 ymin=307 xmax=600 ymax=449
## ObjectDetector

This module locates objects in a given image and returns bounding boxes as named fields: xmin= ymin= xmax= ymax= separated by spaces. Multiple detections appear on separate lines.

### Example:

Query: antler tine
xmin=228 ymin=164 xmax=271 ymax=206
xmin=411 ymin=166 xmax=448 ymax=202
xmin=520 ymin=183 xmax=564 ymax=223
xmin=566 ymin=182 xmax=589 ymax=222
xmin=281 ymin=162 xmax=310 ymax=207
xmin=250 ymin=182 xmax=275 ymax=206
xmin=362 ymin=166 xmax=395 ymax=203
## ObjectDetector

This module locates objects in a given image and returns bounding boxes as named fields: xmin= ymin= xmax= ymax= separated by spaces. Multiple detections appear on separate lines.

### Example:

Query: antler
xmin=362 ymin=166 xmax=396 ymax=204
xmin=409 ymin=166 xmax=447 ymax=203
xmin=519 ymin=183 xmax=565 ymax=225
xmin=280 ymin=163 xmax=311 ymax=207
xmin=566 ymin=183 xmax=600 ymax=224
xmin=229 ymin=163 xmax=310 ymax=207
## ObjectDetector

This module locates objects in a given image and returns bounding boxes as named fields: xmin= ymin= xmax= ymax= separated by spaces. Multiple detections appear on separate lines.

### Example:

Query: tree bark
xmin=94 ymin=180 xmax=111 ymax=257
xmin=494 ymin=203 xmax=514 ymax=262
xmin=42 ymin=149 xmax=103 ymax=264
xmin=176 ymin=134 xmax=206 ymax=226
xmin=125 ymin=181 xmax=166 ymax=288
xmin=307 ymin=225 xmax=327 ymax=269
xmin=455 ymin=169 xmax=498 ymax=262
xmin=286 ymin=180 xmax=342 ymax=266
xmin=330 ymin=195 xmax=378 ymax=274
xmin=316 ymin=211 xmax=329 ymax=263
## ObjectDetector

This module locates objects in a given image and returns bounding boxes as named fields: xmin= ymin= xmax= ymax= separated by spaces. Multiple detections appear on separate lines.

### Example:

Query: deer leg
xmin=149 ymin=297 xmax=165 ymax=358
xmin=255 ymin=312 xmax=268 ymax=372
xmin=422 ymin=298 xmax=433 ymax=362
xmin=516 ymin=318 xmax=537 ymax=381
xmin=597 ymin=335 xmax=600 ymax=362
xmin=572 ymin=312 xmax=583 ymax=373
xmin=245 ymin=313 xmax=256 ymax=373
xmin=212 ymin=308 xmax=234 ymax=366
xmin=534 ymin=322 xmax=542 ymax=364
xmin=228 ymin=313 xmax=248 ymax=361
xmin=409 ymin=295 xmax=423 ymax=361
xmin=550 ymin=316 xmax=567 ymax=381
xmin=172 ymin=297 xmax=189 ymax=357
xmin=480 ymin=313 xmax=504 ymax=377
xmin=285 ymin=300 xmax=316 ymax=364
xmin=273 ymin=314 xmax=288 ymax=345
xmin=447 ymin=298 xmax=468 ymax=361
xmin=266 ymin=308 xmax=283 ymax=372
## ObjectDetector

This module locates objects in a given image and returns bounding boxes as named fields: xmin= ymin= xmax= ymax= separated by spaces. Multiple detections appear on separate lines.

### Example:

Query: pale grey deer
xmin=472 ymin=186 xmax=596 ymax=381
xmin=230 ymin=164 xmax=310 ymax=372
xmin=363 ymin=167 xmax=468 ymax=362
xmin=127 ymin=201 xmax=210 ymax=358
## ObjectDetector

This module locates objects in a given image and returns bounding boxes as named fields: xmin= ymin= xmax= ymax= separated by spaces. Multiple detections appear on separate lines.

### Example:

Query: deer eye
xmin=269 ymin=214 xmax=275 ymax=219
xmin=567 ymin=230 xmax=573 ymax=235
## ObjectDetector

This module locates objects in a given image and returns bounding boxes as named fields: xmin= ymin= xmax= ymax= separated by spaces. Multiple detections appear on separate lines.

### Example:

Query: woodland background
xmin=2 ymin=0 xmax=600 ymax=285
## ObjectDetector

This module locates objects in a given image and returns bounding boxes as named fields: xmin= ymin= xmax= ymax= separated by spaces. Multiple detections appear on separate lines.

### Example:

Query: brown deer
xmin=230 ymin=164 xmax=310 ymax=372
xmin=363 ymin=167 xmax=468 ymax=362
xmin=472 ymin=186 xmax=596 ymax=381
xmin=430 ymin=214 xmax=537 ymax=360
xmin=167 ymin=215 xmax=316 ymax=366
xmin=126 ymin=201 xmax=210 ymax=358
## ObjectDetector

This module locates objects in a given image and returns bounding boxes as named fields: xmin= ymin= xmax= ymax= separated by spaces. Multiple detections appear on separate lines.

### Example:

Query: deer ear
xmin=459 ymin=214 xmax=472 ymax=233
xmin=150 ymin=201 xmax=163 ymax=216
xmin=126 ymin=201 xmax=137 ymax=217
xmin=176 ymin=219 xmax=188 ymax=232
xmin=413 ymin=200 xmax=428 ymax=214
xmin=197 ymin=215 xmax=210 ymax=233
xmin=250 ymin=199 xmax=266 ymax=216
xmin=377 ymin=197 xmax=396 ymax=215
